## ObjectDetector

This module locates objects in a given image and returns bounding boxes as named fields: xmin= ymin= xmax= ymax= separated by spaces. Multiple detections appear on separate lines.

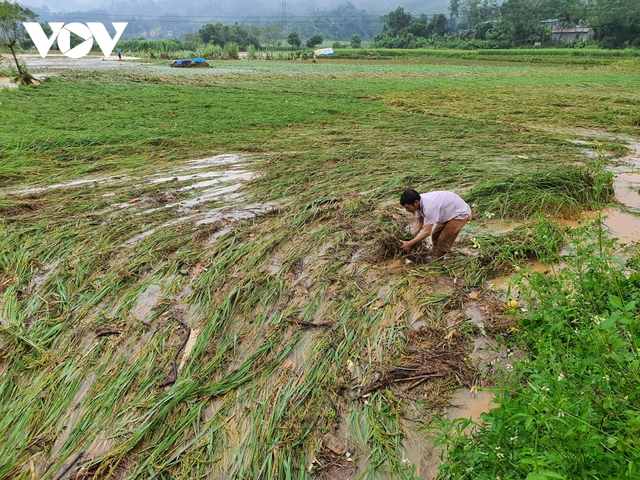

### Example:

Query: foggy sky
xmin=24 ymin=0 xmax=450 ymax=16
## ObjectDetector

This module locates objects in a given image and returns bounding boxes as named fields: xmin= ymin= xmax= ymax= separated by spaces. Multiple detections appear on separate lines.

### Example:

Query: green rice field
xmin=1 ymin=51 xmax=640 ymax=479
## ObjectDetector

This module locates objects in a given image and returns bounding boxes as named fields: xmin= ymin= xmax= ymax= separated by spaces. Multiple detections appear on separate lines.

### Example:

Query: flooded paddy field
xmin=1 ymin=52 xmax=640 ymax=479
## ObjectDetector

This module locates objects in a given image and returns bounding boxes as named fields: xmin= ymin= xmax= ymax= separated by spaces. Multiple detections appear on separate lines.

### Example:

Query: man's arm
xmin=400 ymin=223 xmax=433 ymax=252
xmin=412 ymin=217 xmax=423 ymax=237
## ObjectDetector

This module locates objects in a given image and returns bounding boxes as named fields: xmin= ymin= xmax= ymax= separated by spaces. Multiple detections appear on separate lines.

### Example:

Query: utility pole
xmin=281 ymin=0 xmax=287 ymax=31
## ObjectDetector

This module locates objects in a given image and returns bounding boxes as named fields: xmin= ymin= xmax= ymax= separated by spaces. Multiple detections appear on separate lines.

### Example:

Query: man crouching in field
xmin=399 ymin=189 xmax=472 ymax=259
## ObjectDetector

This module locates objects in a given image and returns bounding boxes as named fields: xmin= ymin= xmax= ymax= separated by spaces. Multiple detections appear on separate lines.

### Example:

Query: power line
xmin=281 ymin=0 xmax=287 ymax=30
xmin=37 ymin=12 xmax=388 ymax=19
xmin=36 ymin=15 xmax=387 ymax=26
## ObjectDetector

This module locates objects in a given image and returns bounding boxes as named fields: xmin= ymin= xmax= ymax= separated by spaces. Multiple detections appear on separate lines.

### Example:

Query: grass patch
xmin=465 ymin=167 xmax=615 ymax=220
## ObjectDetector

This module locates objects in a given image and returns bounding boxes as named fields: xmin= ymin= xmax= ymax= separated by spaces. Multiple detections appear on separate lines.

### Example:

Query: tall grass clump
xmin=246 ymin=44 xmax=259 ymax=60
xmin=171 ymin=50 xmax=198 ymax=59
xmin=465 ymin=166 xmax=614 ymax=219
xmin=450 ymin=214 xmax=566 ymax=285
xmin=437 ymin=220 xmax=640 ymax=478
xmin=223 ymin=42 xmax=239 ymax=60
xmin=199 ymin=44 xmax=223 ymax=59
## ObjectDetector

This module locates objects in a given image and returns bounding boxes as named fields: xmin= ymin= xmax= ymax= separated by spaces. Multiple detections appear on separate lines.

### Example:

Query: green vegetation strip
xmin=438 ymin=222 xmax=640 ymax=479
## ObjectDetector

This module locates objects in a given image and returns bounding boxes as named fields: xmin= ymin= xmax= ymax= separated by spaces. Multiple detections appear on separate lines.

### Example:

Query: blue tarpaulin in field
xmin=173 ymin=58 xmax=205 ymax=66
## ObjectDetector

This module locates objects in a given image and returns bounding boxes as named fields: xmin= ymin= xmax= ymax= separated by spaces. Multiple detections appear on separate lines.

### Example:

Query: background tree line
xmin=375 ymin=0 xmax=640 ymax=48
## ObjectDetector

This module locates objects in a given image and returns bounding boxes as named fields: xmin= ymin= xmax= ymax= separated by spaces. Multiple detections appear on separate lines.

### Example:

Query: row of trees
xmin=373 ymin=8 xmax=449 ymax=48
xmin=185 ymin=24 xmax=332 ymax=52
xmin=374 ymin=0 xmax=639 ymax=48
xmin=450 ymin=0 xmax=640 ymax=47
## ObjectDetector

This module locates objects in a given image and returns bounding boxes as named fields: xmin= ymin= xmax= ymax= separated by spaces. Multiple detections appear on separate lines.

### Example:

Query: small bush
xmin=223 ymin=42 xmax=239 ymax=59
xmin=200 ymin=44 xmax=223 ymax=59
xmin=246 ymin=45 xmax=258 ymax=60
xmin=306 ymin=34 xmax=323 ymax=48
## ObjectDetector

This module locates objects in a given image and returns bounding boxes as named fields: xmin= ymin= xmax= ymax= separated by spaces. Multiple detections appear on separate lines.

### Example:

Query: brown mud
xmin=0 ymin=77 xmax=18 ymax=89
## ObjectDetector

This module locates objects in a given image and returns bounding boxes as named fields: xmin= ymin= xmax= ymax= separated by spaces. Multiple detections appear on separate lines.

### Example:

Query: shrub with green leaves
xmin=223 ymin=41 xmax=239 ymax=59
xmin=199 ymin=43 xmax=223 ymax=59
xmin=437 ymin=220 xmax=640 ymax=479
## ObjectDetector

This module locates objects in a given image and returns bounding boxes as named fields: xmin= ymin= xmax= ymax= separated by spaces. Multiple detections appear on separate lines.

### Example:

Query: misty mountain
xmin=25 ymin=0 xmax=450 ymax=19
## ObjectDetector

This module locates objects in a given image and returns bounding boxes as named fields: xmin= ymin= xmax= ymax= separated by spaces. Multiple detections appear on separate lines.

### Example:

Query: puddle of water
xmin=595 ymin=208 xmax=640 ymax=243
xmin=485 ymin=219 xmax=525 ymax=234
xmin=265 ymin=255 xmax=284 ymax=275
xmin=402 ymin=432 xmax=441 ymax=480
xmin=208 ymin=227 xmax=232 ymax=243
xmin=150 ymin=170 xmax=227 ymax=185
xmin=187 ymin=154 xmax=245 ymax=167
xmin=606 ymin=141 xmax=640 ymax=212
xmin=179 ymin=171 xmax=253 ymax=191
xmin=611 ymin=172 xmax=640 ymax=211
xmin=488 ymin=260 xmax=554 ymax=292
xmin=464 ymin=305 xmax=485 ymax=325
xmin=30 ymin=261 xmax=59 ymax=290
xmin=15 ymin=53 xmax=144 ymax=70
xmin=0 ymin=77 xmax=18 ymax=89
xmin=195 ymin=203 xmax=271 ymax=226
xmin=284 ymin=331 xmax=314 ymax=375
xmin=446 ymin=389 xmax=495 ymax=422
xmin=174 ymin=183 xmax=244 ymax=208
xmin=85 ymin=433 xmax=115 ymax=460
xmin=204 ymin=396 xmax=226 ymax=421
xmin=580 ymin=148 xmax=600 ymax=158
xmin=14 ymin=175 xmax=120 ymax=195
xmin=410 ymin=319 xmax=428 ymax=330
xmin=131 ymin=285 xmax=162 ymax=324
xmin=561 ymin=209 xmax=640 ymax=244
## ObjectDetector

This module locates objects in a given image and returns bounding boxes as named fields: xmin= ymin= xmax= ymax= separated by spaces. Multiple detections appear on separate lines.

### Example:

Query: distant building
xmin=150 ymin=30 xmax=158 ymax=37
xmin=166 ymin=31 xmax=173 ymax=37
xmin=552 ymin=28 xmax=594 ymax=42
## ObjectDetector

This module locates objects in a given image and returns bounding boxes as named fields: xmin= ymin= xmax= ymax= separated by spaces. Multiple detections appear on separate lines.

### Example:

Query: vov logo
xmin=23 ymin=22 xmax=128 ymax=59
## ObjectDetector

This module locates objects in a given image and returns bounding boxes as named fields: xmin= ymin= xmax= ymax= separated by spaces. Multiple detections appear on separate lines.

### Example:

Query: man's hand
xmin=398 ymin=224 xmax=432 ymax=253
xmin=399 ymin=240 xmax=413 ymax=252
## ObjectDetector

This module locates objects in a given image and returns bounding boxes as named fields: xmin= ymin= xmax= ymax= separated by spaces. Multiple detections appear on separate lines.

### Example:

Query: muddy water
xmin=0 ymin=77 xmax=18 ymax=89
xmin=572 ymin=140 xmax=640 ymax=243
xmin=488 ymin=260 xmax=556 ymax=292
xmin=447 ymin=389 xmax=495 ymax=422
xmin=608 ymin=142 xmax=640 ymax=211
xmin=400 ymin=389 xmax=495 ymax=479
xmin=14 ymin=53 xmax=144 ymax=71
xmin=402 ymin=429 xmax=441 ymax=480
xmin=581 ymin=209 xmax=640 ymax=244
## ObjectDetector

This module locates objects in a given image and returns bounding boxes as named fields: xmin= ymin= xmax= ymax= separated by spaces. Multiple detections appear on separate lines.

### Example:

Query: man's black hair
xmin=400 ymin=189 xmax=421 ymax=206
